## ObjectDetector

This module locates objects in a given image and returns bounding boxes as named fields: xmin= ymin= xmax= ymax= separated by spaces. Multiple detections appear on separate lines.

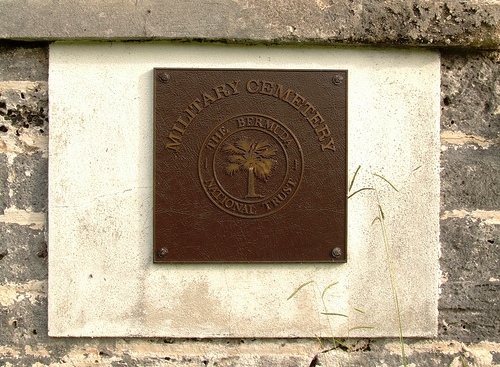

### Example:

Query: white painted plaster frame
xmin=48 ymin=43 xmax=440 ymax=337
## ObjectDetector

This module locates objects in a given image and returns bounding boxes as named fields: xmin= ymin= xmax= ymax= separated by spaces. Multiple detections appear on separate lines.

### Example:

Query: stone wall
xmin=0 ymin=1 xmax=499 ymax=366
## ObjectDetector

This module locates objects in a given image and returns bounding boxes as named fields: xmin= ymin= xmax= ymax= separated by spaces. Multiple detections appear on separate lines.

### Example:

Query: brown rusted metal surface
xmin=154 ymin=69 xmax=347 ymax=262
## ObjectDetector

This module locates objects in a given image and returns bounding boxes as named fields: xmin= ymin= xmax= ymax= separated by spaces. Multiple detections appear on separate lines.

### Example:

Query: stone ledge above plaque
xmin=154 ymin=70 xmax=347 ymax=263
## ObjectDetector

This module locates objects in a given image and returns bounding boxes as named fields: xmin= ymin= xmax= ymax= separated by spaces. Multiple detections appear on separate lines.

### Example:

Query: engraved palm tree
xmin=223 ymin=138 xmax=277 ymax=198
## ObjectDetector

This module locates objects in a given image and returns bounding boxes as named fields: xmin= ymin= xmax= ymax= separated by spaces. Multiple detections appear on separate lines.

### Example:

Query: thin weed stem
xmin=349 ymin=167 xmax=407 ymax=366
xmin=374 ymin=189 xmax=407 ymax=366
xmin=349 ymin=165 xmax=361 ymax=192
xmin=288 ymin=281 xmax=345 ymax=351
xmin=318 ymin=282 xmax=337 ymax=348
xmin=318 ymin=282 xmax=346 ymax=350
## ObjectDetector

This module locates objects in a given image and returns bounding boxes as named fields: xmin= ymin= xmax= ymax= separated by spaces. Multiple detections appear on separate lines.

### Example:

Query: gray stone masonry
xmin=0 ymin=0 xmax=499 ymax=49
xmin=0 ymin=0 xmax=499 ymax=365
xmin=0 ymin=43 xmax=48 ymax=82
xmin=439 ymin=51 xmax=500 ymax=348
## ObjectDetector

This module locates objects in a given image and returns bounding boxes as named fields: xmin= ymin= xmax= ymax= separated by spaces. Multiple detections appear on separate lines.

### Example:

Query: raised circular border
xmin=198 ymin=113 xmax=304 ymax=218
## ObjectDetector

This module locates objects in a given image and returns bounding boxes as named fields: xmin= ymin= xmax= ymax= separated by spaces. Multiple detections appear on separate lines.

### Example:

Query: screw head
xmin=332 ymin=74 xmax=344 ymax=85
xmin=159 ymin=72 xmax=170 ymax=83
xmin=331 ymin=247 xmax=342 ymax=258
xmin=157 ymin=247 xmax=168 ymax=259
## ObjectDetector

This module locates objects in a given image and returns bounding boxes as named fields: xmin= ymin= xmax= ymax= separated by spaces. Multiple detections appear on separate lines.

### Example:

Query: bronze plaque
xmin=154 ymin=69 xmax=347 ymax=263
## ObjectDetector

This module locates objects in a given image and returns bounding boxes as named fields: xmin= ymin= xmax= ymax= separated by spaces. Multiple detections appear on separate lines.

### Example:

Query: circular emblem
xmin=199 ymin=114 xmax=304 ymax=218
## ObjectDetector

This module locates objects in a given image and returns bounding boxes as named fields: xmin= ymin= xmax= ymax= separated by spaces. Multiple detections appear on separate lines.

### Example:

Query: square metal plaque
xmin=154 ymin=69 xmax=347 ymax=262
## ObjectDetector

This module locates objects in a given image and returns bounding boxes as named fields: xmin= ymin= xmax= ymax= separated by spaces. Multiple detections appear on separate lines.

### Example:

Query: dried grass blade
xmin=321 ymin=312 xmax=348 ymax=318
xmin=373 ymin=173 xmax=399 ymax=192
xmin=347 ymin=187 xmax=374 ymax=199
xmin=321 ymin=282 xmax=339 ymax=299
xmin=287 ymin=280 xmax=314 ymax=300
xmin=349 ymin=165 xmax=361 ymax=192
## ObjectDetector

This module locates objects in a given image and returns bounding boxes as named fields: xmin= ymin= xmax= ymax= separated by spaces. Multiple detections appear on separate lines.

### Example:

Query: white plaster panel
xmin=48 ymin=43 xmax=440 ymax=337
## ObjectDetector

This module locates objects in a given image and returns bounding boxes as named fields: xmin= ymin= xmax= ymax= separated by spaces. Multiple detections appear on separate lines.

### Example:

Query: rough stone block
xmin=439 ymin=282 xmax=500 ymax=342
xmin=441 ymin=52 xmax=500 ymax=140
xmin=493 ymin=351 xmax=500 ymax=364
xmin=10 ymin=152 xmax=48 ymax=212
xmin=0 ymin=293 xmax=48 ymax=348
xmin=0 ymin=80 xmax=48 ymax=213
xmin=441 ymin=145 xmax=500 ymax=211
xmin=0 ymin=223 xmax=47 ymax=283
xmin=440 ymin=216 xmax=499 ymax=282
xmin=0 ymin=153 xmax=9 ymax=214
xmin=0 ymin=42 xmax=48 ymax=82
xmin=0 ymin=81 xmax=48 ymax=132
xmin=439 ymin=216 xmax=500 ymax=342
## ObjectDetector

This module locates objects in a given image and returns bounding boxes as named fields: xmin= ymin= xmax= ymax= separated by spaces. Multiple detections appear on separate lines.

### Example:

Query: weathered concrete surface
xmin=0 ymin=1 xmax=499 ymax=49
xmin=48 ymin=43 xmax=440 ymax=338
xmin=0 ymin=17 xmax=499 ymax=367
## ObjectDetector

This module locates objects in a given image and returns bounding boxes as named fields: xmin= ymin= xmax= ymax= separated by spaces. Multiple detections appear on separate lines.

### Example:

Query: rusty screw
xmin=159 ymin=72 xmax=170 ymax=83
xmin=157 ymin=247 xmax=168 ymax=259
xmin=331 ymin=247 xmax=342 ymax=258
xmin=332 ymin=74 xmax=344 ymax=85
